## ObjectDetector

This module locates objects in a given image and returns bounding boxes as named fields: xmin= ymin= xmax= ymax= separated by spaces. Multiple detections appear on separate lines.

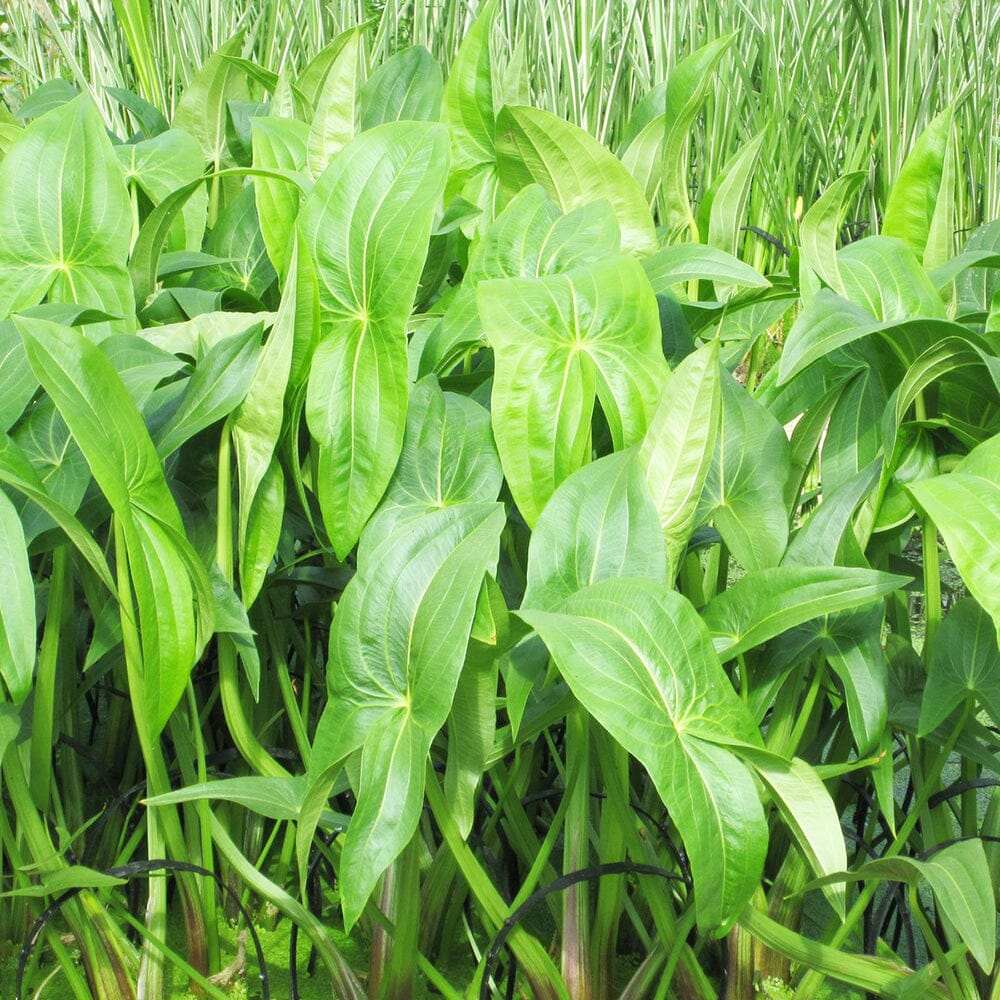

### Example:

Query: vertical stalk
xmin=374 ymin=835 xmax=421 ymax=1000
xmin=561 ymin=708 xmax=591 ymax=1000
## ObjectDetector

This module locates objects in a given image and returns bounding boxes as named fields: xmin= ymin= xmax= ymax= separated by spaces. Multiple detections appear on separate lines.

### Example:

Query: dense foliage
xmin=2 ymin=5 xmax=1000 ymax=1000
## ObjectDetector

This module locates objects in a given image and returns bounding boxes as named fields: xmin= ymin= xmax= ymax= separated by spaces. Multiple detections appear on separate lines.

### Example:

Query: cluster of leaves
xmin=2 ymin=8 xmax=1000 ymax=1000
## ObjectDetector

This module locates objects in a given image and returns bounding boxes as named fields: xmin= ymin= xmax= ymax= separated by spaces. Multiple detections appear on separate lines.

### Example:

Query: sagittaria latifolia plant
xmin=2 ymin=5 xmax=1000 ymax=999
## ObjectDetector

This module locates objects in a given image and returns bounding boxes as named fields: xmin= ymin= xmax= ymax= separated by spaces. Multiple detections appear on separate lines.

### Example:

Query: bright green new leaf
xmin=358 ymin=47 xmax=444 ymax=131
xmin=305 ymin=26 xmax=363 ymax=179
xmin=642 ymin=243 xmax=768 ymax=294
xmin=639 ymin=341 xmax=720 ymax=579
xmin=520 ymin=578 xmax=767 ymax=931
xmin=480 ymin=257 xmax=668 ymax=525
xmin=0 ymin=96 xmax=135 ymax=331
xmin=0 ymin=488 xmax=34 ymax=704
xmin=704 ymin=566 xmax=907 ymax=660
xmin=300 ymin=121 xmax=449 ymax=558
xmin=496 ymin=105 xmax=657 ymax=255
xmin=798 ymin=172 xmax=866 ymax=302
xmin=703 ymin=131 xmax=767 ymax=260
xmin=522 ymin=449 xmax=666 ymax=612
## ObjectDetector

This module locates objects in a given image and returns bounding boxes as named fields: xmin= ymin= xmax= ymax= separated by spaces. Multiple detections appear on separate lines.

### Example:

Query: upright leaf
xmin=0 ymin=488 xmax=34 ymax=704
xmin=797 ymin=172 xmax=866 ymax=302
xmin=520 ymin=578 xmax=767 ymax=931
xmin=479 ymin=257 xmax=668 ymax=524
xmin=358 ymin=47 xmax=444 ymax=130
xmin=300 ymin=121 xmax=449 ymax=558
xmin=305 ymin=27 xmax=364 ymax=179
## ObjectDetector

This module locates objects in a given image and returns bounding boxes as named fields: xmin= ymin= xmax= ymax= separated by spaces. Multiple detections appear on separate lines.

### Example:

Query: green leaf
xmin=198 ymin=185 xmax=276 ymax=298
xmin=519 ymin=578 xmax=766 ymax=931
xmin=305 ymin=26 xmax=363 ymax=179
xmin=116 ymin=128 xmax=207 ymax=252
xmin=480 ymin=257 xmax=668 ymax=525
xmin=155 ymin=321 xmax=264 ymax=457
xmin=251 ymin=117 xmax=308 ymax=280
xmin=314 ymin=501 xmax=505 ymax=927
xmin=0 ymin=321 xmax=39 ymax=433
xmin=642 ymin=243 xmax=768 ymax=293
xmin=211 ymin=566 xmax=260 ymax=699
xmin=638 ymin=342 xmax=721 ymax=578
xmin=358 ymin=47 xmax=444 ymax=130
xmin=883 ymin=108 xmax=954 ymax=269
xmin=522 ymin=449 xmax=666 ymax=611
xmin=703 ymin=131 xmax=766 ymax=260
xmin=839 ymin=236 xmax=945 ymax=321
xmin=1 ymin=867 xmax=126 ymax=898
xmin=797 ymin=172 xmax=866 ymax=301
xmin=703 ymin=566 xmax=907 ymax=660
xmin=0 ymin=96 xmax=134 ymax=332
xmin=699 ymin=370 xmax=790 ymax=570
xmin=496 ymin=105 xmax=657 ymax=255
xmin=361 ymin=376 xmax=502 ymax=552
xmin=807 ymin=840 xmax=995 ymax=973
xmin=300 ymin=121 xmax=449 ymax=558
xmin=0 ymin=488 xmax=34 ymax=704
xmin=173 ymin=34 xmax=250 ymax=174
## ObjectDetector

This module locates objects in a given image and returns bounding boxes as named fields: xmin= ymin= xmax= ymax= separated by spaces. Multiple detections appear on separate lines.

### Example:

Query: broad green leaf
xmin=358 ymin=47 xmax=444 ymax=130
xmin=920 ymin=598 xmax=1000 ymax=734
xmin=240 ymin=458 xmax=284 ymax=605
xmin=305 ymin=26 xmax=363 ymax=179
xmin=106 ymin=86 xmax=169 ymax=138
xmin=0 ymin=488 xmax=34 ymax=704
xmin=699 ymin=370 xmax=790 ymax=570
xmin=956 ymin=220 xmax=1000 ymax=312
xmin=17 ymin=317 xmax=212 ymax=735
xmin=251 ymin=117 xmax=308 ymax=280
xmin=315 ymin=502 xmax=505 ymax=927
xmin=638 ymin=342 xmax=721 ymax=578
xmin=0 ymin=320 xmax=40 ymax=432
xmin=141 ymin=309 xmax=268 ymax=360
xmin=519 ymin=578 xmax=766 ymax=931
xmin=300 ymin=121 xmax=449 ymax=558
xmin=908 ymin=455 xmax=1000 ymax=639
xmin=198 ymin=185 xmax=276 ymax=298
xmin=702 ymin=131 xmax=767 ymax=259
xmin=480 ymin=257 xmax=668 ymax=525
xmin=417 ymin=185 xmax=620 ymax=377
xmin=797 ymin=172 xmax=866 ymax=301
xmin=522 ymin=449 xmax=666 ymax=611
xmin=361 ymin=376 xmax=502 ymax=552
xmin=0 ymin=96 xmax=134 ymax=331
xmin=807 ymin=840 xmax=995 ymax=973
xmin=116 ymin=128 xmax=207 ymax=252
xmin=736 ymin=745 xmax=847 ymax=918
xmin=496 ymin=105 xmax=657 ymax=255
xmin=173 ymin=34 xmax=250 ymax=175
xmin=820 ymin=369 xmax=886 ymax=497
xmin=14 ymin=79 xmax=79 ymax=120
xmin=703 ymin=566 xmax=907 ymax=660
xmin=883 ymin=108 xmax=954 ymax=269
xmin=155 ymin=321 xmax=264 ymax=457
xmin=839 ymin=236 xmax=945 ymax=321
xmin=642 ymin=243 xmax=768 ymax=293
xmin=0 ymin=703 xmax=20 ymax=763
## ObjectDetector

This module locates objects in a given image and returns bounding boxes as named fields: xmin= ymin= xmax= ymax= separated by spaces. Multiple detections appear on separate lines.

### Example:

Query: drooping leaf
xmin=520 ymin=578 xmax=767 ymax=931
xmin=300 ymin=121 xmax=449 ymax=558
xmin=522 ymin=449 xmax=666 ymax=611
xmin=480 ymin=257 xmax=668 ymax=525
xmin=496 ymin=105 xmax=657 ymax=255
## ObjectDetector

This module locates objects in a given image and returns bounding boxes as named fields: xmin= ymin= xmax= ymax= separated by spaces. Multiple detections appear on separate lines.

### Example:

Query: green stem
xmin=922 ymin=518 xmax=941 ymax=661
xmin=909 ymin=885 xmax=964 ymax=999
xmin=561 ymin=709 xmax=592 ymax=1000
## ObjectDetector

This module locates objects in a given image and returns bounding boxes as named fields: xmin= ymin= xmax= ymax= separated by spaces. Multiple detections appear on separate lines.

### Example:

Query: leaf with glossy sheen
xmin=920 ymin=598 xmax=1000 ymax=734
xmin=0 ymin=96 xmax=134 ymax=331
xmin=642 ymin=243 xmax=768 ymax=293
xmin=155 ymin=322 xmax=264 ymax=457
xmin=798 ymin=172 xmax=866 ymax=301
xmin=0 ymin=488 xmax=34 ymax=704
xmin=522 ymin=449 xmax=666 ymax=611
xmin=361 ymin=376 xmax=502 ymax=553
xmin=519 ymin=578 xmax=766 ymax=931
xmin=639 ymin=342 xmax=720 ymax=578
xmin=305 ymin=26 xmax=363 ymax=179
xmin=173 ymin=34 xmax=250 ymax=174
xmin=17 ymin=317 xmax=212 ymax=735
xmin=883 ymin=108 xmax=954 ymax=269
xmin=839 ymin=236 xmax=945 ymax=321
xmin=358 ymin=47 xmax=444 ymax=130
xmin=703 ymin=566 xmax=907 ymax=660
xmin=251 ymin=117 xmax=308 ymax=280
xmin=300 ymin=121 xmax=449 ymax=558
xmin=317 ymin=501 xmax=505 ymax=927
xmin=699 ymin=370 xmax=790 ymax=570
xmin=908 ymin=454 xmax=1000 ymax=639
xmin=480 ymin=257 xmax=668 ymax=525
xmin=496 ymin=105 xmax=657 ymax=255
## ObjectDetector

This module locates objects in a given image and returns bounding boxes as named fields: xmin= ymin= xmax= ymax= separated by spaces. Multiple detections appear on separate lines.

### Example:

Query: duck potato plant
xmin=2 ymin=8 xmax=1000 ymax=1000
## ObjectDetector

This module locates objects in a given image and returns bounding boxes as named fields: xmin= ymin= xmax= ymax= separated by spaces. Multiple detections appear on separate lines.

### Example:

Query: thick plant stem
xmin=922 ymin=517 xmax=941 ymax=661
xmin=561 ymin=709 xmax=592 ymax=1000
xmin=374 ymin=835 xmax=421 ymax=1000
